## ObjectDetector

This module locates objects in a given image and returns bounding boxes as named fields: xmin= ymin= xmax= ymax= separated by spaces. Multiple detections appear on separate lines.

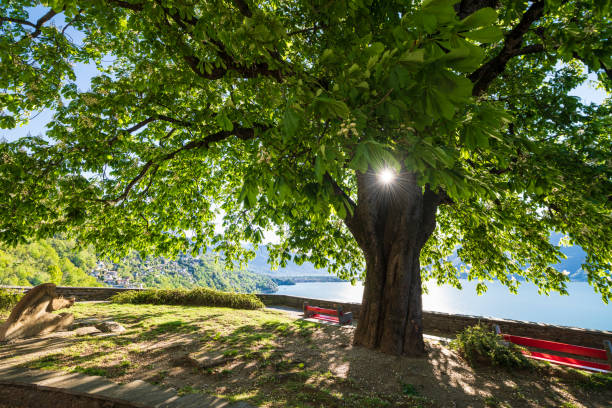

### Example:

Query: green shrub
xmin=568 ymin=370 xmax=612 ymax=390
xmin=0 ymin=288 xmax=23 ymax=312
xmin=110 ymin=287 xmax=264 ymax=310
xmin=451 ymin=323 xmax=533 ymax=369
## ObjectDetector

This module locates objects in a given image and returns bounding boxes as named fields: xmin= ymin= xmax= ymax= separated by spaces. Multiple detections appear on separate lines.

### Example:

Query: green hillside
xmin=100 ymin=252 xmax=277 ymax=293
xmin=0 ymin=238 xmax=276 ymax=293
xmin=0 ymin=238 xmax=101 ymax=287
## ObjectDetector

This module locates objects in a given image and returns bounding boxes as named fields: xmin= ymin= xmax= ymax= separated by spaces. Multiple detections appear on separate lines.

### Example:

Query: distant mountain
xmin=247 ymin=246 xmax=331 ymax=277
xmin=246 ymin=233 xmax=593 ymax=282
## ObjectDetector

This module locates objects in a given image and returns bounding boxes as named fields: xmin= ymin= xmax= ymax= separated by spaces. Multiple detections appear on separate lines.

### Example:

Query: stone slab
xmin=163 ymin=393 xmax=231 ymax=408
xmin=0 ymin=365 xmax=253 ymax=408
xmin=96 ymin=321 xmax=126 ymax=333
xmin=75 ymin=326 xmax=102 ymax=336
xmin=100 ymin=380 xmax=179 ymax=407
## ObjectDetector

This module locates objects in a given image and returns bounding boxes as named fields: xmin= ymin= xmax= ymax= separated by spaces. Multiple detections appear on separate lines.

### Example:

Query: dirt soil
xmin=1 ymin=303 xmax=610 ymax=408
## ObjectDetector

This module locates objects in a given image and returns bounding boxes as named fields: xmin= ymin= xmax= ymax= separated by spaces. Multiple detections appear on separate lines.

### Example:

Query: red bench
xmin=303 ymin=302 xmax=353 ymax=325
xmin=495 ymin=325 xmax=612 ymax=373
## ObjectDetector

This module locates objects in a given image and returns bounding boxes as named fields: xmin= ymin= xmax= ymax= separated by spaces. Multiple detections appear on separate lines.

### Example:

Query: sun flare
xmin=378 ymin=168 xmax=395 ymax=184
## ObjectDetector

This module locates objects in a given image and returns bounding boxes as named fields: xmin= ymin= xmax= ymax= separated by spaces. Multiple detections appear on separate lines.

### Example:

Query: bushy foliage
xmin=110 ymin=288 xmax=265 ymax=310
xmin=0 ymin=238 xmax=102 ymax=287
xmin=0 ymin=288 xmax=23 ymax=312
xmin=451 ymin=324 xmax=533 ymax=369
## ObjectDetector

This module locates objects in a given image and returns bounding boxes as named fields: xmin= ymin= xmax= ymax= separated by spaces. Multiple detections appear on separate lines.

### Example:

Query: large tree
xmin=1 ymin=0 xmax=610 ymax=355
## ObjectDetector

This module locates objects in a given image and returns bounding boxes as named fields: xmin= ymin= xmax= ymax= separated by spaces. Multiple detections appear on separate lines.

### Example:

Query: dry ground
xmin=1 ymin=303 xmax=610 ymax=408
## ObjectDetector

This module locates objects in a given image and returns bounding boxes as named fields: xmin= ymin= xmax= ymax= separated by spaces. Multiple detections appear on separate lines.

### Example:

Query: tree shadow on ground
xmin=154 ymin=318 xmax=612 ymax=408
xmin=4 ymin=308 xmax=611 ymax=408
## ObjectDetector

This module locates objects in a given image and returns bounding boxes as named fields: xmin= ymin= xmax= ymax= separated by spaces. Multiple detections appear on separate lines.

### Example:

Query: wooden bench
xmin=303 ymin=302 xmax=353 ymax=325
xmin=495 ymin=325 xmax=612 ymax=373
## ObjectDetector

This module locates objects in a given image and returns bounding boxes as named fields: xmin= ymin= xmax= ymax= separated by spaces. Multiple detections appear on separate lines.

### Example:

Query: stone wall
xmin=1 ymin=286 xmax=144 ymax=301
xmin=3 ymin=286 xmax=610 ymax=349
xmin=256 ymin=294 xmax=612 ymax=349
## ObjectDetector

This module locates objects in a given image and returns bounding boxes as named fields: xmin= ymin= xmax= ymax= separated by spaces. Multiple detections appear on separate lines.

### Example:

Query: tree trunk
xmin=346 ymin=171 xmax=439 ymax=356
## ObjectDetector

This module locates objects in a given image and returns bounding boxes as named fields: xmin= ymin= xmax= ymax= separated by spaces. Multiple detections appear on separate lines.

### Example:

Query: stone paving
xmin=0 ymin=334 xmax=252 ymax=408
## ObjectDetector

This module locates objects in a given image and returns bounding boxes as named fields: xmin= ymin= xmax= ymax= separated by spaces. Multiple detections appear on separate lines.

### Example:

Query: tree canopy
xmin=1 ymin=0 xmax=610 ymax=304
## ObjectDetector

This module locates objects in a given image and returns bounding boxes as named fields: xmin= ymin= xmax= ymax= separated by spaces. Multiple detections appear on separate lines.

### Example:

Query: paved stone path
xmin=0 ymin=365 xmax=252 ymax=407
xmin=0 ymin=334 xmax=253 ymax=408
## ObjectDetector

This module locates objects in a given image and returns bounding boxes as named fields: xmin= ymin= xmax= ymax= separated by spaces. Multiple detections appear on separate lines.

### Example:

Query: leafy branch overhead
xmin=0 ymin=0 xmax=610 ymax=302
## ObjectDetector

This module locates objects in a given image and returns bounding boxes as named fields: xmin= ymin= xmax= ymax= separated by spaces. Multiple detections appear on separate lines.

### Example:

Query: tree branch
xmin=108 ymin=114 xmax=195 ymax=146
xmin=158 ymin=4 xmax=286 ymax=82
xmin=455 ymin=0 xmax=499 ymax=19
xmin=1 ymin=8 xmax=59 ymax=40
xmin=324 ymin=173 xmax=357 ymax=216
xmin=103 ymin=124 xmax=267 ymax=205
xmin=231 ymin=0 xmax=253 ymax=17
xmin=0 ymin=16 xmax=37 ymax=29
xmin=106 ymin=0 xmax=144 ymax=11
xmin=123 ymin=117 xmax=156 ymax=134
xmin=61 ymin=12 xmax=82 ymax=35
xmin=469 ymin=1 xmax=546 ymax=96
xmin=29 ymin=8 xmax=59 ymax=39
xmin=436 ymin=189 xmax=454 ymax=205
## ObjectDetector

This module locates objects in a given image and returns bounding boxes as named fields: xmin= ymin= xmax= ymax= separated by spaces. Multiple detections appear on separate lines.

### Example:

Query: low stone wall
xmin=1 ymin=285 xmax=144 ymax=301
xmin=3 ymin=286 xmax=610 ymax=348
xmin=256 ymin=293 xmax=612 ymax=349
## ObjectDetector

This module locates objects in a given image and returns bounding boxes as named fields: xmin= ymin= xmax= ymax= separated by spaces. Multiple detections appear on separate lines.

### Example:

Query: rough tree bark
xmin=345 ymin=171 xmax=440 ymax=356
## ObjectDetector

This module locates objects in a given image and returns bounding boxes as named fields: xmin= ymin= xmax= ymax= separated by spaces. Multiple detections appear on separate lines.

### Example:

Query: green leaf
xmin=314 ymin=155 xmax=324 ymax=182
xmin=475 ymin=131 xmax=489 ymax=149
xmin=314 ymin=97 xmax=350 ymax=119
xmin=282 ymin=109 xmax=300 ymax=137
xmin=321 ymin=49 xmax=334 ymax=62
xmin=431 ymin=89 xmax=455 ymax=119
xmin=349 ymin=143 xmax=369 ymax=173
xmin=400 ymin=49 xmax=425 ymax=63
xmin=422 ymin=14 xmax=437 ymax=34
xmin=216 ymin=114 xmax=233 ymax=131
xmin=459 ymin=7 xmax=498 ymax=29
xmin=462 ymin=26 xmax=503 ymax=43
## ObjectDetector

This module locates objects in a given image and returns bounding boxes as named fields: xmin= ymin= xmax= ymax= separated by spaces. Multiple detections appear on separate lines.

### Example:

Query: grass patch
xmin=28 ymin=354 xmax=63 ymax=370
xmin=177 ymin=385 xmax=204 ymax=396
xmin=451 ymin=323 xmax=533 ymax=369
xmin=401 ymin=381 xmax=419 ymax=396
xmin=138 ymin=320 xmax=200 ymax=340
xmin=110 ymin=287 xmax=264 ymax=310
xmin=72 ymin=366 xmax=108 ymax=377
xmin=7 ymin=302 xmax=606 ymax=408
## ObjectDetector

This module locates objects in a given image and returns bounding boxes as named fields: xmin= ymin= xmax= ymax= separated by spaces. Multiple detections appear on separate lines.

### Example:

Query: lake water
xmin=275 ymin=280 xmax=612 ymax=331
